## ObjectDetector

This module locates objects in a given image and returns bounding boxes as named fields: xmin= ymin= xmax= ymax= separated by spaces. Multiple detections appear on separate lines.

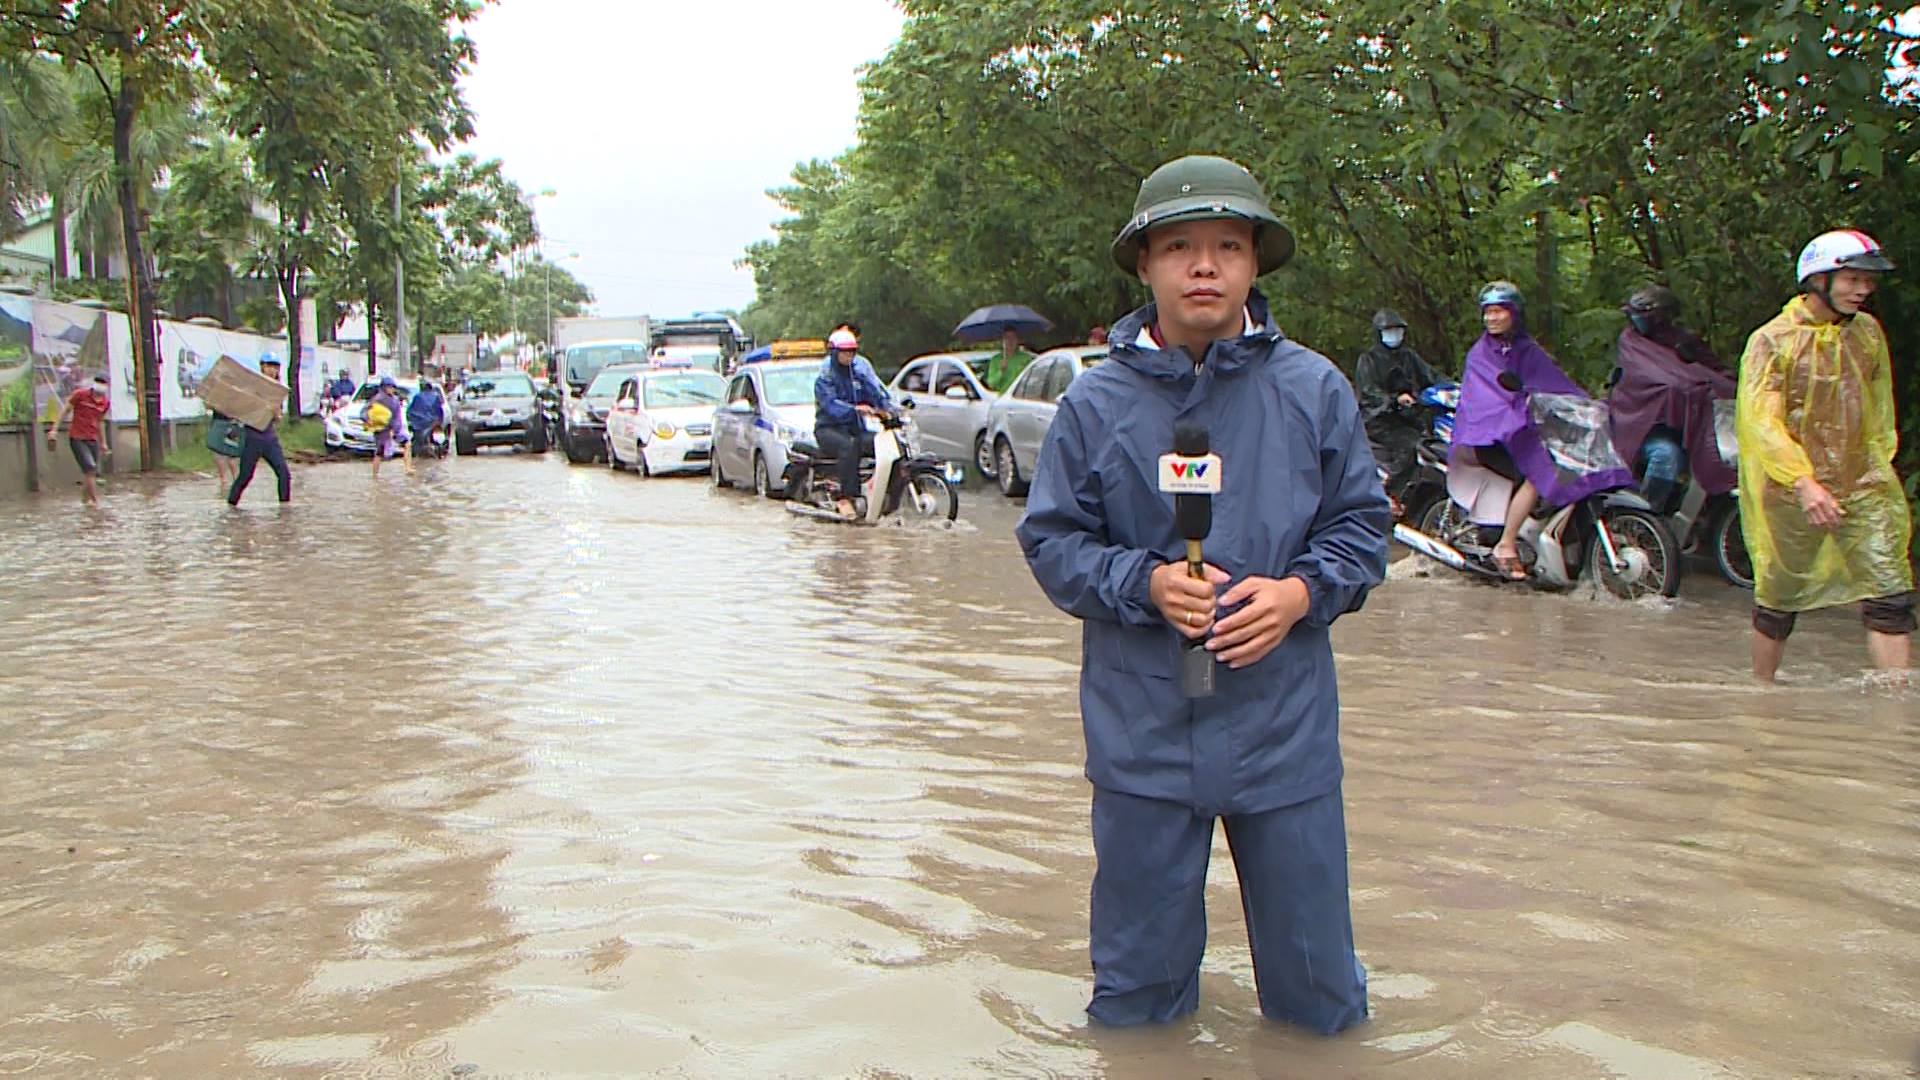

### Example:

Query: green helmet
xmin=1111 ymin=155 xmax=1295 ymax=276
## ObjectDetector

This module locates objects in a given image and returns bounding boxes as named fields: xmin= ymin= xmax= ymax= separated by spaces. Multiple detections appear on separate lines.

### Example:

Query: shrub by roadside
xmin=162 ymin=419 xmax=329 ymax=472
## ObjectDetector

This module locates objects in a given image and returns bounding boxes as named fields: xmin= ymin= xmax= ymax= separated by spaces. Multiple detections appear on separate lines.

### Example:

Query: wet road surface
xmin=1 ymin=455 xmax=1916 ymax=1078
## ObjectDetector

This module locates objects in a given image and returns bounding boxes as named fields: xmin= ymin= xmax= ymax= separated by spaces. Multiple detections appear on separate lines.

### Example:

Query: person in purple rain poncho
xmin=1605 ymin=285 xmax=1735 ymax=513
xmin=1449 ymin=281 xmax=1632 ymax=580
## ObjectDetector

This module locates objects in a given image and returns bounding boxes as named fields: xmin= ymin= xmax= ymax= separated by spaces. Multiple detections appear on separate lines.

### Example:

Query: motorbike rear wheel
xmin=904 ymin=473 xmax=959 ymax=522
xmin=1416 ymin=496 xmax=1474 ymax=547
xmin=1712 ymin=502 xmax=1754 ymax=590
xmin=1589 ymin=507 xmax=1682 ymax=600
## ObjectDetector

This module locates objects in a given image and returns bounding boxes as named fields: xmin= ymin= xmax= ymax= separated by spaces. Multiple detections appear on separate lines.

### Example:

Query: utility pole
xmin=393 ymin=178 xmax=408 ymax=373
xmin=544 ymin=257 xmax=553 ymax=354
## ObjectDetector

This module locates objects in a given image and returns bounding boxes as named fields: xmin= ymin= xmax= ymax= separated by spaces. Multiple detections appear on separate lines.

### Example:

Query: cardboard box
xmin=199 ymin=356 xmax=285 ymax=431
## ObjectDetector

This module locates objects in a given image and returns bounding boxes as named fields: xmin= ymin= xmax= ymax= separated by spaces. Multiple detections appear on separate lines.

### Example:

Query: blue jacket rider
xmin=812 ymin=328 xmax=893 ymax=518
xmin=406 ymin=381 xmax=446 ymax=434
xmin=1017 ymin=155 xmax=1389 ymax=1034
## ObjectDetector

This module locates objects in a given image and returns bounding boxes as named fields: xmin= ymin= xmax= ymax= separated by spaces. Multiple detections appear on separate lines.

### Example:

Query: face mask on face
xmin=1628 ymin=314 xmax=1656 ymax=336
xmin=1380 ymin=328 xmax=1405 ymax=349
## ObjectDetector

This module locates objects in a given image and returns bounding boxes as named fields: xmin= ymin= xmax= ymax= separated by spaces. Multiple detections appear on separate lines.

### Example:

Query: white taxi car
xmin=605 ymin=368 xmax=727 ymax=476
xmin=709 ymin=358 xmax=821 ymax=498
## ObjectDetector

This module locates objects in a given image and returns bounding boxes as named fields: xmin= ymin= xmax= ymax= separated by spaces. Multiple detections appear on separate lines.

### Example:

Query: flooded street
xmin=2 ymin=456 xmax=1916 ymax=1079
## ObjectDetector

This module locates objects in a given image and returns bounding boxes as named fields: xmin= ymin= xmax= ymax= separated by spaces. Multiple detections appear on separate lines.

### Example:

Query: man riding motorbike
xmin=812 ymin=327 xmax=896 ymax=520
xmin=1450 ymin=281 xmax=1632 ymax=580
xmin=407 ymin=377 xmax=448 ymax=460
xmin=1352 ymin=309 xmax=1440 ymax=512
xmin=1606 ymin=285 xmax=1735 ymax=513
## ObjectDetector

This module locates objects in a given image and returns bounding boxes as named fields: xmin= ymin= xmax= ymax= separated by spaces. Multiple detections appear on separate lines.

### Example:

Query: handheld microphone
xmin=1172 ymin=425 xmax=1212 ymax=581
xmin=1159 ymin=423 xmax=1223 ymax=699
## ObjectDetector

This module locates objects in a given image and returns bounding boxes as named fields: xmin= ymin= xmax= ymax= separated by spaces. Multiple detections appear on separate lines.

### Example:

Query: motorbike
xmin=1384 ymin=381 xmax=1458 ymax=526
xmin=410 ymin=423 xmax=449 ymax=459
xmin=1400 ymin=372 xmax=1682 ymax=600
xmin=1630 ymin=402 xmax=1751 ymax=590
xmin=783 ymin=400 xmax=965 ymax=525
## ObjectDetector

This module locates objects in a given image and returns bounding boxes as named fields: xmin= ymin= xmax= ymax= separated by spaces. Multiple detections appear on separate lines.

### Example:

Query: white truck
xmin=433 ymin=332 xmax=479 ymax=373
xmin=555 ymin=316 xmax=651 ymax=355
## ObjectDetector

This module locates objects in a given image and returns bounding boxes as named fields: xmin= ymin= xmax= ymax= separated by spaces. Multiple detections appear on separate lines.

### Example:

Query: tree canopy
xmin=742 ymin=0 xmax=1920 ymax=499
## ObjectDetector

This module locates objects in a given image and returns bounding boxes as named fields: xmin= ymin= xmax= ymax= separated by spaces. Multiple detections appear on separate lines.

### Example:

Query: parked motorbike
xmin=1402 ymin=373 xmax=1682 ymax=600
xmin=783 ymin=401 xmax=964 ymax=525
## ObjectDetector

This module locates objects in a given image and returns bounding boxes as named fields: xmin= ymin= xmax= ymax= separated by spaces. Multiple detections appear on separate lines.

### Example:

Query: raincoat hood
xmin=1736 ymin=297 xmax=1912 ymax=611
xmin=1107 ymin=288 xmax=1282 ymax=382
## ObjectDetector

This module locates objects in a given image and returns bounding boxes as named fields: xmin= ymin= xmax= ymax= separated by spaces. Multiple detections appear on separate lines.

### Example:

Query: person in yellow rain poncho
xmin=1737 ymin=229 xmax=1914 ymax=682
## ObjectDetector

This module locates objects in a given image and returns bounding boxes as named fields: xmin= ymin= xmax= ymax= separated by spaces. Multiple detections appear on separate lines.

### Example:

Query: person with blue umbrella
xmin=954 ymin=303 xmax=1052 ymax=393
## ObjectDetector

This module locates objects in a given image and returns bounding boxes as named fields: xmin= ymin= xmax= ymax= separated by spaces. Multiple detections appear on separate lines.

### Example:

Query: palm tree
xmin=51 ymin=72 xmax=203 ymax=284
xmin=0 ymin=53 xmax=74 ymax=251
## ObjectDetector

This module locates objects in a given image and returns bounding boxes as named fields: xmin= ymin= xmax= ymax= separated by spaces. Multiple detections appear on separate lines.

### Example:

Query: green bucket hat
xmin=1111 ymin=155 xmax=1295 ymax=276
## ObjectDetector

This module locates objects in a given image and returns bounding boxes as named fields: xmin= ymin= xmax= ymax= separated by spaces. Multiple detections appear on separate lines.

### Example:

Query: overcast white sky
xmin=453 ymin=0 xmax=906 ymax=320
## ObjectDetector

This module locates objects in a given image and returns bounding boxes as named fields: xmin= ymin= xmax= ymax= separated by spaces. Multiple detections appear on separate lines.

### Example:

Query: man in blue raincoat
xmin=1016 ymin=155 xmax=1389 ymax=1033
xmin=813 ymin=326 xmax=893 ymax=519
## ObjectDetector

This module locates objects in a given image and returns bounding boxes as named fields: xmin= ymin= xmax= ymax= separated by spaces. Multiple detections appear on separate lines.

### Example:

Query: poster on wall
xmin=2 ymin=300 xmax=115 ymax=426
xmin=3 ymin=294 xmax=362 ymax=425
xmin=0 ymin=295 xmax=34 ymax=423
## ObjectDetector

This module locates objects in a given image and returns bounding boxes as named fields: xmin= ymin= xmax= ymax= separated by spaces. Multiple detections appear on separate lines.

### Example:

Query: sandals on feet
xmin=1492 ymin=552 xmax=1528 ymax=581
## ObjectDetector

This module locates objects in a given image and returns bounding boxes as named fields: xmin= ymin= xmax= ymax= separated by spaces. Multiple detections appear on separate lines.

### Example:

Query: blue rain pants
xmin=1088 ymin=784 xmax=1368 ymax=1033
xmin=1636 ymin=425 xmax=1685 ymax=515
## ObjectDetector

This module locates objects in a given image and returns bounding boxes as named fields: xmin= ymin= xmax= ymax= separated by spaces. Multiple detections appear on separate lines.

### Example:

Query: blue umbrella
xmin=953 ymin=303 xmax=1053 ymax=342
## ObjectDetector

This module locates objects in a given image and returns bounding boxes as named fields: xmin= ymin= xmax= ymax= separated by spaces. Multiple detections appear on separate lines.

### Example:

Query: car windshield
xmin=654 ymin=349 xmax=724 ymax=374
xmin=585 ymin=369 xmax=635 ymax=398
xmin=465 ymin=374 xmax=534 ymax=398
xmin=566 ymin=344 xmax=649 ymax=383
xmin=761 ymin=367 xmax=816 ymax=407
xmin=644 ymin=373 xmax=725 ymax=408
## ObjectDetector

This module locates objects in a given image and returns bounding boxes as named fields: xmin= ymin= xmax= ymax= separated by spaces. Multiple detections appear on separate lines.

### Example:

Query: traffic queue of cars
xmin=591 ymin=339 xmax=1105 ymax=502
xmin=324 ymin=338 xmax=1105 ymax=508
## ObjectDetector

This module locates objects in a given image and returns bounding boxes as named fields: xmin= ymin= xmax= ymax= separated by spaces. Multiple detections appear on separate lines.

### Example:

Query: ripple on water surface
xmin=0 ymin=459 xmax=1914 ymax=1078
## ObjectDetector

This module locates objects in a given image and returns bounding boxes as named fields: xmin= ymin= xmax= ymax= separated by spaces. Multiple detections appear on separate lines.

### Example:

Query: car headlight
xmin=654 ymin=421 xmax=677 ymax=439
xmin=776 ymin=422 xmax=807 ymax=444
xmin=457 ymin=407 xmax=476 ymax=420
xmin=571 ymin=407 xmax=590 ymax=423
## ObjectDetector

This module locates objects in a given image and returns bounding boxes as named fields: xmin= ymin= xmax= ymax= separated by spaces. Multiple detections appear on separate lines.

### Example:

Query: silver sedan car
xmin=887 ymin=349 xmax=998 ymax=477
xmin=982 ymin=345 xmax=1107 ymax=497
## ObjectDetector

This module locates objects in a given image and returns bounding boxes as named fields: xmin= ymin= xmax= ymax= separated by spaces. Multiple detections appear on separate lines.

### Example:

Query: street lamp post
xmin=545 ymin=252 xmax=579 ymax=356
xmin=523 ymin=188 xmax=557 ymax=372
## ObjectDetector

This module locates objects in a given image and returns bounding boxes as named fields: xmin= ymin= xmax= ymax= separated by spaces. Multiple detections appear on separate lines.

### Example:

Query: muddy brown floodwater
xmin=1 ymin=455 xmax=1916 ymax=1079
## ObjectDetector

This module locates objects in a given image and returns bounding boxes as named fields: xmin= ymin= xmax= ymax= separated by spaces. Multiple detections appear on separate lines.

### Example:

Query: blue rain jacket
xmin=406 ymin=386 xmax=445 ymax=431
xmin=1016 ymin=292 xmax=1390 ymax=816
xmin=813 ymin=356 xmax=892 ymax=432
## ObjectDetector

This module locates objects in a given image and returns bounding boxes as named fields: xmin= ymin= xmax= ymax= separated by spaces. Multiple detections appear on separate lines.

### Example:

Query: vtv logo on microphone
xmin=1158 ymin=452 xmax=1224 ymax=494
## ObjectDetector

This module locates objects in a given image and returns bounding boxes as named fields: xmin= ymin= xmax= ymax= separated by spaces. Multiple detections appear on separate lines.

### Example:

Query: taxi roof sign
xmin=770 ymin=339 xmax=828 ymax=359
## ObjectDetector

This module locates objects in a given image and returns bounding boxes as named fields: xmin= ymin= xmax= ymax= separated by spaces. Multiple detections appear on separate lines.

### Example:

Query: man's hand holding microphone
xmin=1152 ymin=424 xmax=1310 ymax=688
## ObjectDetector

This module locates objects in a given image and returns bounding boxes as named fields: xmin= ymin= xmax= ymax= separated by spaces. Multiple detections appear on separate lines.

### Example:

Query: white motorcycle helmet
xmin=1796 ymin=229 xmax=1894 ymax=284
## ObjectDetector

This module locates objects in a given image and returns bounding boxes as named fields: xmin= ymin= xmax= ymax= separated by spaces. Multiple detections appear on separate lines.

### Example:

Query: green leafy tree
xmin=746 ymin=0 xmax=1920 ymax=504
xmin=2 ymin=0 xmax=207 ymax=468
xmin=148 ymin=133 xmax=265 ymax=324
